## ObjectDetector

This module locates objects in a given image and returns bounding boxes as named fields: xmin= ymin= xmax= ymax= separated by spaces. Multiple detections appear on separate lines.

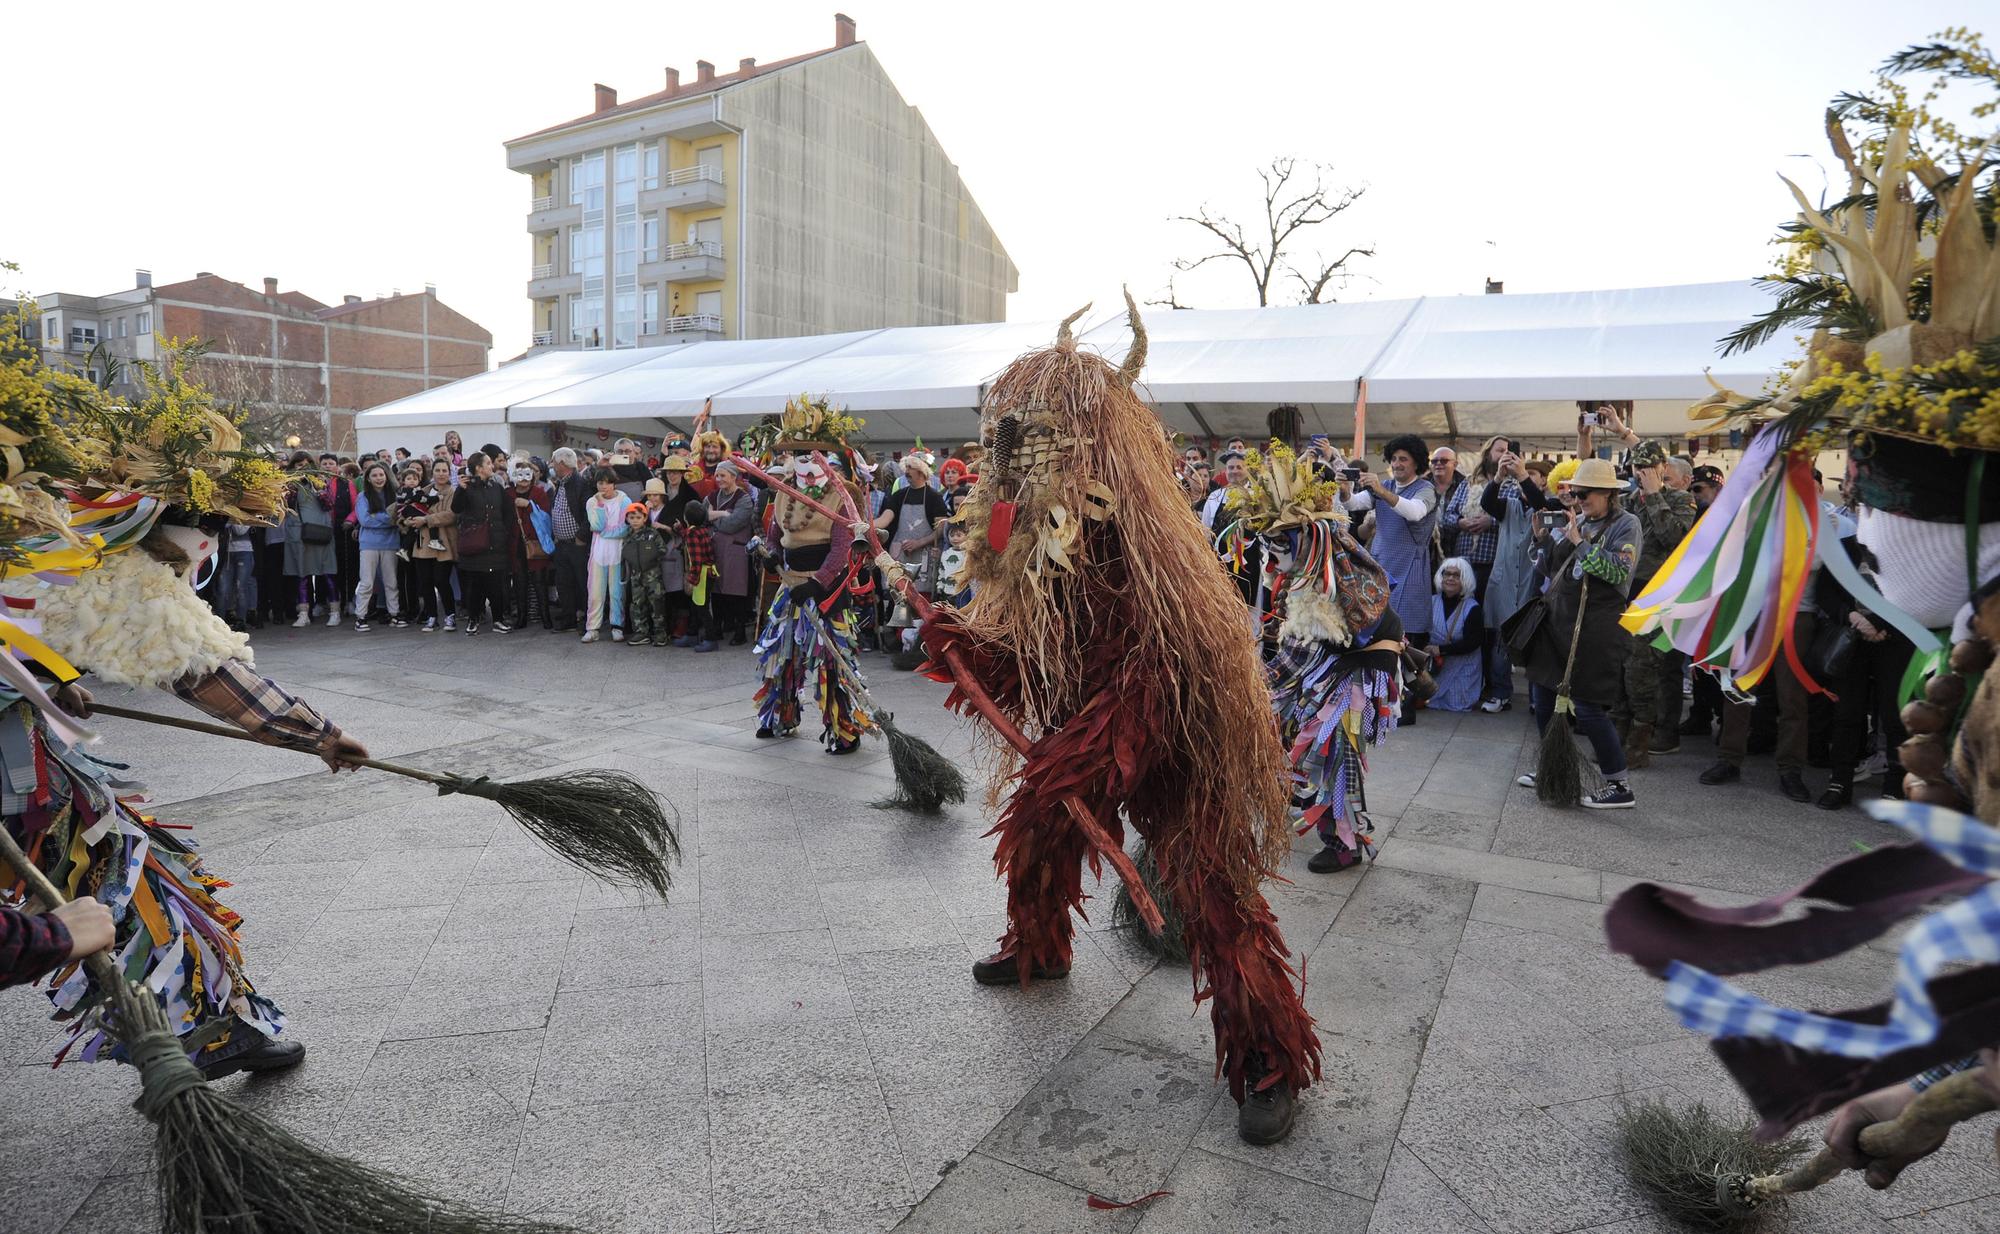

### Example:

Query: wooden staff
xmin=729 ymin=452 xmax=1166 ymax=933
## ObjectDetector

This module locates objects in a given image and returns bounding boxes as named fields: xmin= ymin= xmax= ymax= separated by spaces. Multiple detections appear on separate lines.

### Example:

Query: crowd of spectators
xmin=1185 ymin=404 xmax=1902 ymax=813
xmin=206 ymin=433 xmax=978 ymax=660
xmin=214 ymin=408 xmax=1903 ymax=816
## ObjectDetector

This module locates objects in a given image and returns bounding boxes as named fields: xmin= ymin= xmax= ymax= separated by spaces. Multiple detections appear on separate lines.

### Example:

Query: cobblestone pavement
xmin=3 ymin=625 xmax=1995 ymax=1232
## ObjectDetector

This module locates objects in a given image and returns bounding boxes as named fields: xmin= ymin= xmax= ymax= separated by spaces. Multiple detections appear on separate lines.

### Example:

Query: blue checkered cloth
xmin=1662 ymin=800 xmax=1999 ymax=1059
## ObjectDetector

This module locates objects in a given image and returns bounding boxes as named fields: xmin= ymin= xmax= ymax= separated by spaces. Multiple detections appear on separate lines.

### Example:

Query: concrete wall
xmin=722 ymin=46 xmax=1017 ymax=340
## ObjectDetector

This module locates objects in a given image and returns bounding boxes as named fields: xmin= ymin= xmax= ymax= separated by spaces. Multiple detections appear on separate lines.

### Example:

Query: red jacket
xmin=1 ymin=906 xmax=70 ymax=989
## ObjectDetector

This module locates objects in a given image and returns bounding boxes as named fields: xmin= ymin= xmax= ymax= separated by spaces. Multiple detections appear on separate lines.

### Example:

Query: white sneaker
xmin=1516 ymin=772 xmax=1536 ymax=788
xmin=326 ymin=608 xmax=341 ymax=627
xmin=292 ymin=607 xmax=310 ymax=628
xmin=442 ymin=615 xmax=456 ymax=631
xmin=581 ymin=630 xmax=600 ymax=644
xmin=1481 ymin=698 xmax=1510 ymax=714
xmin=610 ymin=628 xmax=625 ymax=643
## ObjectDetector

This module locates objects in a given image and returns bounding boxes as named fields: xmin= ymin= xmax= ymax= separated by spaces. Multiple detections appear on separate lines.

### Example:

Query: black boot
xmin=1306 ymin=842 xmax=1360 ymax=873
xmin=1698 ymin=761 xmax=1741 ymax=786
xmin=971 ymin=951 xmax=1070 ymax=987
xmin=1237 ymin=1055 xmax=1299 ymax=1145
xmin=1778 ymin=771 xmax=1810 ymax=803
xmin=198 ymin=1022 xmax=306 ymax=1081
xmin=1817 ymin=779 xmax=1853 ymax=811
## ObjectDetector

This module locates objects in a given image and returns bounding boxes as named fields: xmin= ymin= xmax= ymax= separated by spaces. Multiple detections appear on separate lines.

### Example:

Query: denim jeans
xmin=1485 ymin=638 xmax=1514 ymax=703
xmin=1528 ymin=681 xmax=1627 ymax=778
xmin=216 ymin=551 xmax=257 ymax=618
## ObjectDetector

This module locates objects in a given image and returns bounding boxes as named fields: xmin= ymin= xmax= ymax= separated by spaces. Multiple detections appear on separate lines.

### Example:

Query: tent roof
xmin=354 ymin=280 xmax=1797 ymax=441
xmin=352 ymin=349 xmax=657 ymax=429
xmin=509 ymin=330 xmax=883 ymax=423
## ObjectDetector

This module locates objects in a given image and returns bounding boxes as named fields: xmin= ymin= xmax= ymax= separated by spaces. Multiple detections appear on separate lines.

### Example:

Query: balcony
xmin=642 ymin=314 xmax=725 ymax=345
xmin=643 ymin=241 xmax=725 ymax=284
xmin=531 ymin=331 xmax=557 ymax=347
xmin=528 ymin=269 xmax=581 ymax=298
xmin=531 ymin=263 xmax=554 ymax=280
xmin=527 ymin=198 xmax=580 ymax=234
xmin=640 ymin=164 xmax=726 ymax=211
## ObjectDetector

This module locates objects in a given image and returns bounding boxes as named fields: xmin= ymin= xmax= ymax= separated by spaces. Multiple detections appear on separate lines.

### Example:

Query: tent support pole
xmin=1184 ymin=402 xmax=1218 ymax=443
xmin=1442 ymin=402 xmax=1461 ymax=447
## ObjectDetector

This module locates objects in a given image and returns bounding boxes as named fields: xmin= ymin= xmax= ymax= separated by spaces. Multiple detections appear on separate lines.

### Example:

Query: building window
xmin=613 ymin=290 xmax=637 ymax=349
xmin=614 ymin=218 xmax=637 ymax=277
xmin=567 ymin=152 xmax=605 ymax=213
xmin=613 ymin=144 xmax=637 ymax=208
xmin=117 ymin=316 xmax=128 ymax=338
xmin=568 ymin=225 xmax=604 ymax=278
xmin=642 ymin=145 xmax=660 ymax=190
xmin=641 ymin=215 xmax=660 ymax=263
xmin=42 ymin=315 xmax=57 ymax=344
xmin=642 ymin=288 xmax=659 ymax=336
xmin=569 ymin=294 xmax=603 ymax=349
xmin=137 ymin=310 xmax=151 ymax=334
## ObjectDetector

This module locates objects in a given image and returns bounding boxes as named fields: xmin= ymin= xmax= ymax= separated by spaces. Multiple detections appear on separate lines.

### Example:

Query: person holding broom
xmin=750 ymin=397 xmax=876 ymax=754
xmin=1514 ymin=456 xmax=1641 ymax=808
xmin=917 ymin=293 xmax=1320 ymax=1145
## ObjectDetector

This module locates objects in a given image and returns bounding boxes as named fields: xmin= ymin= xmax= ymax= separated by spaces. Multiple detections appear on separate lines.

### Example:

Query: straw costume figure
xmin=0 ymin=342 xmax=371 ymax=1081
xmin=1605 ymin=37 xmax=2000 ymax=1220
xmin=1219 ymin=442 xmax=1399 ymax=874
xmin=751 ymin=395 xmax=876 ymax=754
xmin=920 ymin=292 xmax=1320 ymax=1144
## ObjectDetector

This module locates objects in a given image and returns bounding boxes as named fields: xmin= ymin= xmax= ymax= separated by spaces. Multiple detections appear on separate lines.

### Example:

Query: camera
xmin=1580 ymin=412 xmax=1602 ymax=429
xmin=1340 ymin=465 xmax=1364 ymax=482
xmin=1535 ymin=510 xmax=1568 ymax=531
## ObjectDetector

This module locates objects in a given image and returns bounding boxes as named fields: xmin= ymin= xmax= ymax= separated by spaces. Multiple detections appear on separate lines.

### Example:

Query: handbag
xmin=456 ymin=514 xmax=492 ymax=557
xmin=1804 ymin=620 xmax=1861 ymax=684
xmin=1500 ymin=594 xmax=1549 ymax=658
xmin=529 ymin=503 xmax=557 ymax=556
xmin=300 ymin=523 xmax=333 ymax=545
xmin=1401 ymin=645 xmax=1438 ymax=703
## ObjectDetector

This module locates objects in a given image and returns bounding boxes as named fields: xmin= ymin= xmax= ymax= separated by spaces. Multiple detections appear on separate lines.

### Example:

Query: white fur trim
xmin=32 ymin=551 xmax=252 ymax=687
xmin=1280 ymin=584 xmax=1351 ymax=646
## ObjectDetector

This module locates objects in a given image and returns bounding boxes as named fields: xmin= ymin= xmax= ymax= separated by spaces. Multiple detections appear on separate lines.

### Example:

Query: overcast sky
xmin=10 ymin=0 xmax=1990 ymax=363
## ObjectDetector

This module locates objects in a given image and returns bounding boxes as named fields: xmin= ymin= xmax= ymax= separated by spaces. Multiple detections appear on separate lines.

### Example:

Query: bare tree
xmin=1168 ymin=158 xmax=1374 ymax=306
xmin=196 ymin=349 xmax=330 ymax=452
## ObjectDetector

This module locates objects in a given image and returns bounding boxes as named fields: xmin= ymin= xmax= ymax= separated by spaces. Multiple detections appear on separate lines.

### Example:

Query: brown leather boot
xmin=1626 ymin=723 xmax=1653 ymax=769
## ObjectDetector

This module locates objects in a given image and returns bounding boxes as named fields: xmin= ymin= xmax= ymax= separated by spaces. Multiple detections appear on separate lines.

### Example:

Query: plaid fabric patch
xmin=1663 ymin=801 xmax=1999 ymax=1060
xmin=172 ymin=660 xmax=338 ymax=751
xmin=1909 ymin=1055 xmax=1982 ymax=1092
xmin=684 ymin=526 xmax=716 ymax=573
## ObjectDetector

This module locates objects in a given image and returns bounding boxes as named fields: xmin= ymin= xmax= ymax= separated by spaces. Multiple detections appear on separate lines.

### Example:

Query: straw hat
xmin=1562 ymin=458 xmax=1624 ymax=491
xmin=644 ymin=477 xmax=667 ymax=495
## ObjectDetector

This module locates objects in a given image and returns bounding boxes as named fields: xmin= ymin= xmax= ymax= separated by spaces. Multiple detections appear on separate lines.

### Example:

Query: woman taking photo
xmin=282 ymin=451 xmax=340 ymax=628
xmin=1473 ymin=439 xmax=1551 ymax=711
xmin=507 ymin=463 xmax=555 ymax=630
xmin=1515 ymin=458 xmax=1641 ymax=809
xmin=449 ymin=453 xmax=515 ymax=635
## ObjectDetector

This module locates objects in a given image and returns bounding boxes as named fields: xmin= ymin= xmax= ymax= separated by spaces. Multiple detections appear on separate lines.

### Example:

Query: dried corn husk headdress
xmin=1224 ymin=441 xmax=1347 ymax=535
xmin=1708 ymin=34 xmax=2000 ymax=452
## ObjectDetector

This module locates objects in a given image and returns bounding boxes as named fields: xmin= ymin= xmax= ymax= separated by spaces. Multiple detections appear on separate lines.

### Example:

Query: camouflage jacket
xmin=1628 ymin=485 xmax=1698 ymax=591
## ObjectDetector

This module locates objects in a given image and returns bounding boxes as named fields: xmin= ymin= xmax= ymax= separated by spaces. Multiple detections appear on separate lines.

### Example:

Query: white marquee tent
xmin=356 ymin=280 xmax=1794 ymax=456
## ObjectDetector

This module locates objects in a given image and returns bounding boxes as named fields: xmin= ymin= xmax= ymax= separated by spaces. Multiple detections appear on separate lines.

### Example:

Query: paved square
xmin=4 ymin=627 xmax=1994 ymax=1232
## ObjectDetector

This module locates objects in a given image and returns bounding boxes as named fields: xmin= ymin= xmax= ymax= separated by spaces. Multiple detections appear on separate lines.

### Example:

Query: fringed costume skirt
xmin=0 ymin=698 xmax=282 ymax=1065
xmin=752 ymin=585 xmax=868 ymax=750
xmin=1267 ymin=638 xmax=1400 ymax=861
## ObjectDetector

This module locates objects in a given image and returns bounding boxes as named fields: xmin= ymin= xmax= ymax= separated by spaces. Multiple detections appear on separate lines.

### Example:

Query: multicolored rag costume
xmin=749 ymin=401 xmax=878 ymax=753
xmin=2 ymin=504 xmax=347 ymax=1069
xmin=1219 ymin=444 xmax=1399 ymax=870
xmin=1609 ymin=39 xmax=2000 ymax=1140
xmin=918 ymin=295 xmax=1322 ymax=1109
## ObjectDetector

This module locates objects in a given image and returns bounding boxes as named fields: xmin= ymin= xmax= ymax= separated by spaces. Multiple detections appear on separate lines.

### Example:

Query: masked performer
xmin=917 ymin=294 xmax=1318 ymax=1144
xmin=1609 ymin=39 xmax=2000 ymax=1183
xmin=751 ymin=397 xmax=874 ymax=755
xmin=1219 ymin=444 xmax=1399 ymax=875
xmin=0 ymin=360 xmax=366 ymax=1080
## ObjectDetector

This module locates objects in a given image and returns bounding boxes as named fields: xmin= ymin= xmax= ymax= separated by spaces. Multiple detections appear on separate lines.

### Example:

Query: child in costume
xmin=677 ymin=505 xmax=719 ymax=651
xmin=620 ymin=502 xmax=670 ymax=647
xmin=583 ymin=468 xmax=631 ymax=643
xmin=750 ymin=401 xmax=875 ymax=754
xmin=1219 ymin=443 xmax=1400 ymax=874
xmin=917 ymin=294 xmax=1320 ymax=1145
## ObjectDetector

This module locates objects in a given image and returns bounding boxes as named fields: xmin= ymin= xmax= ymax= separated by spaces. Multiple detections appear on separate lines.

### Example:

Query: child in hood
xmin=620 ymin=503 xmax=670 ymax=646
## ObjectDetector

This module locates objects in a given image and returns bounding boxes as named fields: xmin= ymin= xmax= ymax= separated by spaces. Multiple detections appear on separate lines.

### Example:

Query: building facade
xmin=505 ymin=12 xmax=1017 ymax=353
xmin=29 ymin=271 xmax=491 ymax=451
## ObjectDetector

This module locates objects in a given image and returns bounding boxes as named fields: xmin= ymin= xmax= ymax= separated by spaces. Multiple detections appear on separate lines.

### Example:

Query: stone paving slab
xmin=2 ymin=626 xmax=1994 ymax=1234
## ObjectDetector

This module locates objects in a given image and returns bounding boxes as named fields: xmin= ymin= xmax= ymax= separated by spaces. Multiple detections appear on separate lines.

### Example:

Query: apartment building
xmin=505 ymin=12 xmax=1017 ymax=353
xmin=29 ymin=270 xmax=492 ymax=450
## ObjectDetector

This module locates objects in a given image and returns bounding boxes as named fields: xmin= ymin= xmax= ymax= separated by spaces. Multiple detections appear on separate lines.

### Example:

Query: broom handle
xmin=730 ymin=453 xmax=1165 ymax=933
xmin=0 ymin=823 xmax=123 ymax=988
xmin=83 ymin=704 xmax=455 ymax=788
xmin=1741 ymin=1070 xmax=1997 ymax=1204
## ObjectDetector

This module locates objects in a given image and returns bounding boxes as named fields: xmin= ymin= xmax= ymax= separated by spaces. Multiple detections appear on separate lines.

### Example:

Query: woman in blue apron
xmin=1426 ymin=557 xmax=1485 ymax=712
xmin=1344 ymin=435 xmax=1438 ymax=719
